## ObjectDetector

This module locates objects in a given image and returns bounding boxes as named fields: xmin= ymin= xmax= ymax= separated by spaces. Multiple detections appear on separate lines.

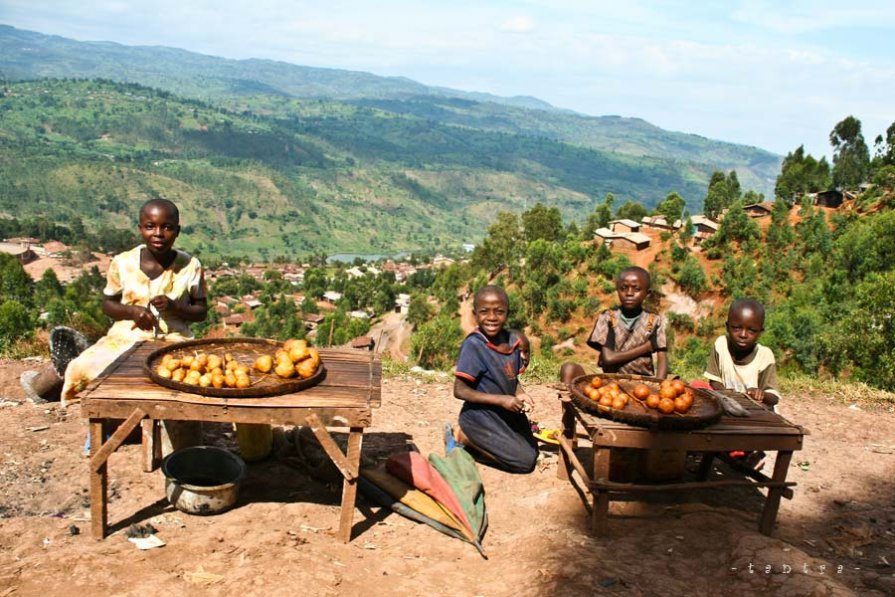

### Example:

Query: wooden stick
xmin=558 ymin=435 xmax=592 ymax=489
xmin=591 ymin=478 xmax=797 ymax=492
xmin=304 ymin=413 xmax=357 ymax=481
xmin=90 ymin=408 xmax=147 ymax=472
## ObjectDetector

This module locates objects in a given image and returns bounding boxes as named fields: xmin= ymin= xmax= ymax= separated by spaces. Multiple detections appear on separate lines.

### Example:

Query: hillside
xmin=0 ymin=24 xmax=779 ymax=202
xmin=0 ymin=79 xmax=758 ymax=258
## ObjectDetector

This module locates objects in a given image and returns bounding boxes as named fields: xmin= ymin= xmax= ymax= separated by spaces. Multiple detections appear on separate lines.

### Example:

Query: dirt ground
xmin=1 ymin=357 xmax=894 ymax=597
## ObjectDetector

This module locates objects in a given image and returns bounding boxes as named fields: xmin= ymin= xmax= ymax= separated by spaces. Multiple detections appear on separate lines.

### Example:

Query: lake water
xmin=327 ymin=252 xmax=410 ymax=264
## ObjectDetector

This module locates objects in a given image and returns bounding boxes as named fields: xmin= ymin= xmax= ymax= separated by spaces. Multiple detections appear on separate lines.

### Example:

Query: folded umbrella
xmin=360 ymin=466 xmax=487 ymax=558
xmin=429 ymin=448 xmax=487 ymax=542
xmin=386 ymin=451 xmax=473 ymax=536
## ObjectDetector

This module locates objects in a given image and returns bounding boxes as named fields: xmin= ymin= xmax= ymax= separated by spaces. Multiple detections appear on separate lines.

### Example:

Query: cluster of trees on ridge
xmin=1 ymin=115 xmax=893 ymax=392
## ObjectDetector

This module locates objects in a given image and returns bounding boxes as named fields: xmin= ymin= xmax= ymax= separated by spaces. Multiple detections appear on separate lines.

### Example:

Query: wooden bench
xmin=557 ymin=391 xmax=806 ymax=535
xmin=80 ymin=340 xmax=380 ymax=542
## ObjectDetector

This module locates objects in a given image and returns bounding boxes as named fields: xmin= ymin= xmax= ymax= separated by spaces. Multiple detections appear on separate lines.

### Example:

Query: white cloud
xmin=730 ymin=0 xmax=895 ymax=34
xmin=2 ymin=0 xmax=893 ymax=158
xmin=500 ymin=15 xmax=535 ymax=34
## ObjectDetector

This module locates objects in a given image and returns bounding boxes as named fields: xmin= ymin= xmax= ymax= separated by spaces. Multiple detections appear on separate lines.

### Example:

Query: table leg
xmin=759 ymin=450 xmax=793 ymax=535
xmin=696 ymin=452 xmax=715 ymax=481
xmin=141 ymin=419 xmax=161 ymax=472
xmin=591 ymin=446 xmax=611 ymax=534
xmin=338 ymin=427 xmax=363 ymax=543
xmin=558 ymin=399 xmax=577 ymax=481
xmin=89 ymin=419 xmax=107 ymax=539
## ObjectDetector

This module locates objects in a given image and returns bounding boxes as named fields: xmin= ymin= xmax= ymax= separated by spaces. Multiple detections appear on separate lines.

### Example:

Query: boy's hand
xmin=149 ymin=295 xmax=179 ymax=315
xmin=760 ymin=391 xmax=779 ymax=407
xmin=745 ymin=387 xmax=765 ymax=402
xmin=501 ymin=395 xmax=527 ymax=414
xmin=131 ymin=306 xmax=158 ymax=331
xmin=518 ymin=392 xmax=535 ymax=414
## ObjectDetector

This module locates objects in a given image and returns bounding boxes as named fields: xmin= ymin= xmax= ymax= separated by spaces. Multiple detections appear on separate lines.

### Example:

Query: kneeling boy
xmin=454 ymin=285 xmax=538 ymax=474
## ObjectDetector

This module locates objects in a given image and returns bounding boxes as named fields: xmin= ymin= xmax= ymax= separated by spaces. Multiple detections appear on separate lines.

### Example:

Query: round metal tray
xmin=145 ymin=337 xmax=325 ymax=398
xmin=569 ymin=373 xmax=721 ymax=431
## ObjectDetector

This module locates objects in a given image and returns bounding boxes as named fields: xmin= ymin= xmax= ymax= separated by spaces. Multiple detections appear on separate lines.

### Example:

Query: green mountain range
xmin=0 ymin=25 xmax=781 ymax=258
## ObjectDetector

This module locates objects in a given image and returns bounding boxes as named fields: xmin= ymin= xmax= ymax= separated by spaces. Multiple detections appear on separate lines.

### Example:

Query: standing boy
xmin=587 ymin=266 xmax=667 ymax=378
xmin=704 ymin=298 xmax=780 ymax=408
xmin=453 ymin=285 xmax=538 ymax=474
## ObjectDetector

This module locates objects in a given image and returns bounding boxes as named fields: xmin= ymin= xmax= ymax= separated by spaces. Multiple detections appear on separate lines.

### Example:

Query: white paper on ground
xmin=128 ymin=534 xmax=166 ymax=549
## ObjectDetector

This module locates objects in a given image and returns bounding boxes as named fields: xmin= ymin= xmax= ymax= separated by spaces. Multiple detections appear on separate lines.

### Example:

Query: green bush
xmin=0 ymin=300 xmax=33 ymax=351
xmin=412 ymin=314 xmax=464 ymax=371
xmin=666 ymin=311 xmax=695 ymax=333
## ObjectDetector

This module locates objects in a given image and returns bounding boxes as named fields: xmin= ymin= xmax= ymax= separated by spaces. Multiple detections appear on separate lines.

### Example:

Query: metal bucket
xmin=162 ymin=446 xmax=246 ymax=515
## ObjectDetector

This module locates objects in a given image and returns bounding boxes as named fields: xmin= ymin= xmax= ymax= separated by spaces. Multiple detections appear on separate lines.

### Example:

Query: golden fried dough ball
xmin=296 ymin=358 xmax=317 ymax=379
xmin=253 ymin=355 xmax=273 ymax=373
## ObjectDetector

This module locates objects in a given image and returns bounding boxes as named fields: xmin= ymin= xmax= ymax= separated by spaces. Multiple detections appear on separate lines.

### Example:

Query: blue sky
xmin=2 ymin=0 xmax=893 ymax=159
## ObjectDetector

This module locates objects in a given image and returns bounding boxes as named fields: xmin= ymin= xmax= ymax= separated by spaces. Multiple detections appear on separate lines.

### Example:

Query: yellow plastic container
xmin=234 ymin=423 xmax=273 ymax=462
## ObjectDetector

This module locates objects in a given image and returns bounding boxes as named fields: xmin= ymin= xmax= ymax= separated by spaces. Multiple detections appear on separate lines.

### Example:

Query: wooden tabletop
xmin=582 ymin=392 xmax=803 ymax=434
xmin=569 ymin=392 xmax=806 ymax=451
xmin=81 ymin=341 xmax=381 ymax=411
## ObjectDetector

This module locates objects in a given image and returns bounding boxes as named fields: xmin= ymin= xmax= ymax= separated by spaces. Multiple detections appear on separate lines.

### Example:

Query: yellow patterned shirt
xmin=61 ymin=245 xmax=206 ymax=405
xmin=104 ymin=245 xmax=206 ymax=339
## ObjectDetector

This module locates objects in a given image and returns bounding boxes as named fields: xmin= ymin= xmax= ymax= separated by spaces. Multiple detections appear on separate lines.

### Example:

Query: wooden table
xmin=557 ymin=391 xmax=806 ymax=536
xmin=80 ymin=341 xmax=381 ymax=542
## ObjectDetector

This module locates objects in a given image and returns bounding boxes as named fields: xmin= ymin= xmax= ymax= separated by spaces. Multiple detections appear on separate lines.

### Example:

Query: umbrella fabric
xmin=386 ymin=451 xmax=473 ymax=535
xmin=360 ymin=467 xmax=467 ymax=535
xmin=429 ymin=448 xmax=487 ymax=541
xmin=361 ymin=467 xmax=488 ymax=557
xmin=358 ymin=476 xmax=470 ymax=544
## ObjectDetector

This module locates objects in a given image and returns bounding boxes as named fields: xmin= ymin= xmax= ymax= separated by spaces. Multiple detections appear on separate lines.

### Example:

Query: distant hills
xmin=0 ymin=25 xmax=782 ymax=258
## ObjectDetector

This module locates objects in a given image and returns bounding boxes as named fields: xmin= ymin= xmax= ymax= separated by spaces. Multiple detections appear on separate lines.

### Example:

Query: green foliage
xmin=773 ymin=145 xmax=827 ymax=201
xmin=795 ymin=201 xmax=832 ymax=254
xmin=614 ymin=200 xmax=648 ymax=222
xmin=584 ymin=193 xmax=614 ymax=238
xmin=720 ymin=254 xmax=759 ymax=299
xmin=302 ymin=268 xmax=328 ymax=299
xmin=670 ymin=336 xmax=712 ymax=380
xmin=411 ymin=314 xmax=464 ymax=370
xmin=522 ymin=203 xmax=564 ymax=243
xmin=519 ymin=353 xmax=562 ymax=384
xmin=830 ymin=116 xmax=870 ymax=189
xmin=505 ymin=290 xmax=528 ymax=331
xmin=828 ymin=271 xmax=895 ymax=389
xmin=654 ymin=192 xmax=686 ymax=223
xmin=240 ymin=295 xmax=307 ymax=341
xmin=596 ymin=254 xmax=633 ymax=283
xmin=702 ymin=170 xmax=743 ymax=221
xmin=872 ymin=165 xmax=895 ymax=190
xmin=715 ymin=201 xmax=760 ymax=245
xmin=317 ymin=309 xmax=371 ymax=347
xmin=520 ymin=239 xmax=565 ymax=318
xmin=666 ymin=311 xmax=695 ymax=333
xmin=677 ymin=256 xmax=708 ymax=297
xmin=0 ymin=255 xmax=35 ymax=308
xmin=406 ymin=293 xmax=435 ymax=328
xmin=300 ymin=295 xmax=319 ymax=314
xmin=0 ymin=300 xmax=33 ymax=350
xmin=472 ymin=211 xmax=522 ymax=275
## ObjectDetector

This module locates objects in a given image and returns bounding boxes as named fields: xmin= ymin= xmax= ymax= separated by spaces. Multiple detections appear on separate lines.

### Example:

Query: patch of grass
xmin=3 ymin=337 xmax=49 ymax=360
xmin=381 ymin=356 xmax=451 ymax=383
xmin=521 ymin=355 xmax=563 ymax=384
xmin=780 ymin=374 xmax=895 ymax=409
xmin=380 ymin=356 xmax=412 ymax=377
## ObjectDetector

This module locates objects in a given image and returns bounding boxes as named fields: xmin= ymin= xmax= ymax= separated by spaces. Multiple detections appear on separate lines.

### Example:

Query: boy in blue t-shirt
xmin=452 ymin=285 xmax=537 ymax=474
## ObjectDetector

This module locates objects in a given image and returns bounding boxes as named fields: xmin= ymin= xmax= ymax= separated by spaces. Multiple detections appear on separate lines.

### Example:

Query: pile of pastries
xmin=154 ymin=339 xmax=322 ymax=389
xmin=581 ymin=377 xmax=695 ymax=414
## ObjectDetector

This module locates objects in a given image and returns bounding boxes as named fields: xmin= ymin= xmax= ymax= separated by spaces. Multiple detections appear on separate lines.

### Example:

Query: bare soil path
xmin=1 ymin=358 xmax=893 ymax=596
